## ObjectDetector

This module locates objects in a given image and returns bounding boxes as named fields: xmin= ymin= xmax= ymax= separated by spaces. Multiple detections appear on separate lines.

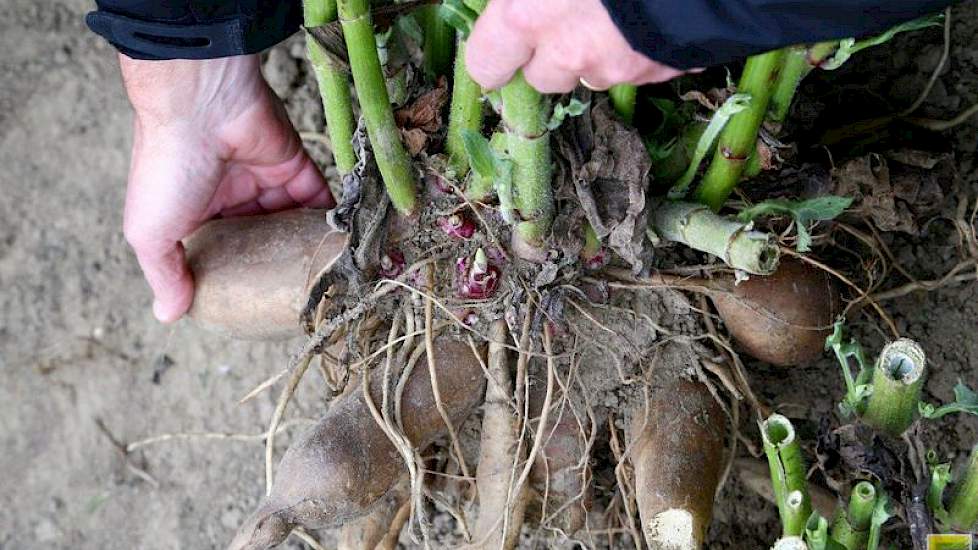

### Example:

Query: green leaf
xmin=668 ymin=92 xmax=751 ymax=199
xmin=460 ymin=129 xmax=499 ymax=182
xmin=927 ymin=461 xmax=953 ymax=529
xmin=438 ymin=0 xmax=477 ymax=38
xmin=494 ymin=159 xmax=516 ymax=224
xmin=547 ymin=99 xmax=589 ymax=130
xmin=822 ymin=14 xmax=944 ymax=70
xmin=738 ymin=196 xmax=853 ymax=252
xmin=866 ymin=491 xmax=894 ymax=550
xmin=919 ymin=380 xmax=978 ymax=419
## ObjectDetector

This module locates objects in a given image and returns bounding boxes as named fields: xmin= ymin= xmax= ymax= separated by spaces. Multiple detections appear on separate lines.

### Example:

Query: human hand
xmin=465 ymin=0 xmax=686 ymax=93
xmin=119 ymin=54 xmax=334 ymax=323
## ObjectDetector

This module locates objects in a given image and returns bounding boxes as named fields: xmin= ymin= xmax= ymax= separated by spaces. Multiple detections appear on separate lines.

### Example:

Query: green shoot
xmin=821 ymin=14 xmax=944 ymax=70
xmin=919 ymin=381 xmax=978 ymax=419
xmin=824 ymin=319 xmax=873 ymax=416
xmin=546 ymin=99 xmax=589 ymax=131
xmin=669 ymin=93 xmax=751 ymax=199
xmin=762 ymin=414 xmax=812 ymax=537
xmin=804 ymin=513 xmax=846 ymax=550
xmin=460 ymin=129 xmax=499 ymax=182
xmin=866 ymin=490 xmax=894 ymax=550
xmin=927 ymin=460 xmax=953 ymax=529
xmin=737 ymin=196 xmax=853 ymax=252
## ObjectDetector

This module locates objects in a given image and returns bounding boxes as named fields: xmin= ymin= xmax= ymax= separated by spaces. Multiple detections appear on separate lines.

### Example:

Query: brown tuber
xmin=630 ymin=375 xmax=726 ymax=550
xmin=185 ymin=209 xmax=348 ymax=340
xmin=712 ymin=257 xmax=840 ymax=367
xmin=228 ymin=338 xmax=486 ymax=550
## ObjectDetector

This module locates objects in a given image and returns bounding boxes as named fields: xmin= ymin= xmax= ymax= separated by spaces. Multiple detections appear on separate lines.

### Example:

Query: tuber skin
xmin=228 ymin=338 xmax=486 ymax=550
xmin=712 ymin=257 xmax=840 ymax=367
xmin=528 ymin=381 xmax=593 ymax=535
xmin=630 ymin=375 xmax=726 ymax=550
xmin=185 ymin=209 xmax=348 ymax=340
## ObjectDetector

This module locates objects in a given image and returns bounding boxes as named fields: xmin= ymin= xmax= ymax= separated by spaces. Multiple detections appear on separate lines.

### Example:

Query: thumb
xmin=126 ymin=232 xmax=195 ymax=324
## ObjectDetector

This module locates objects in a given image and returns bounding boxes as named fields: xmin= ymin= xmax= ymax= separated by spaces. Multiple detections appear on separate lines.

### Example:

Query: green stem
xmin=609 ymin=84 xmax=637 ymax=124
xmin=447 ymin=39 xmax=485 ymax=177
xmin=501 ymin=71 xmax=553 ymax=250
xmin=762 ymin=414 xmax=812 ymax=537
xmin=420 ymin=6 xmax=455 ymax=81
xmin=304 ymin=0 xmax=357 ymax=175
xmin=769 ymin=42 xmax=838 ymax=123
xmin=338 ymin=0 xmax=418 ymax=216
xmin=948 ymin=445 xmax=978 ymax=532
xmin=830 ymin=482 xmax=875 ymax=549
xmin=861 ymin=339 xmax=926 ymax=437
xmin=650 ymin=201 xmax=781 ymax=274
xmin=695 ymin=49 xmax=785 ymax=211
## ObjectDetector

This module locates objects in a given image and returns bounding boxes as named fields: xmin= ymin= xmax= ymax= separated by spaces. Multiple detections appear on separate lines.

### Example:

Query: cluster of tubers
xmin=181 ymin=208 xmax=844 ymax=550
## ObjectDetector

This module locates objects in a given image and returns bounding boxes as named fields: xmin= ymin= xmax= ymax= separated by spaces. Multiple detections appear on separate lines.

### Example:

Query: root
xmin=338 ymin=480 xmax=409 ymax=550
xmin=291 ymin=527 xmax=328 ymax=550
xmin=423 ymin=265 xmax=471 ymax=481
xmin=125 ymin=418 xmax=315 ymax=453
xmin=473 ymin=320 xmax=527 ymax=549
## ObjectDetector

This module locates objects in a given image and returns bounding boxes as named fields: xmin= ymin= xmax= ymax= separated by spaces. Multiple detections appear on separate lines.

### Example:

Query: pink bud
xmin=583 ymin=247 xmax=607 ymax=270
xmin=379 ymin=249 xmax=405 ymax=279
xmin=456 ymin=249 xmax=500 ymax=300
xmin=438 ymin=213 xmax=476 ymax=240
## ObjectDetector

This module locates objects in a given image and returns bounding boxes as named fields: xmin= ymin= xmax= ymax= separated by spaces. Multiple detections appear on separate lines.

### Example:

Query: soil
xmin=2 ymin=2 xmax=977 ymax=550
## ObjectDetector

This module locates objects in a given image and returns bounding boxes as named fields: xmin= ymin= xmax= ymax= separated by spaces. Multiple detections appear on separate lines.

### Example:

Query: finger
xmin=257 ymin=187 xmax=298 ymax=212
xmin=465 ymin=0 xmax=534 ymax=89
xmin=221 ymin=200 xmax=265 ymax=217
xmin=631 ymin=63 xmax=686 ymax=85
xmin=283 ymin=155 xmax=335 ymax=208
xmin=522 ymin=53 xmax=580 ymax=94
xmin=125 ymin=232 xmax=195 ymax=323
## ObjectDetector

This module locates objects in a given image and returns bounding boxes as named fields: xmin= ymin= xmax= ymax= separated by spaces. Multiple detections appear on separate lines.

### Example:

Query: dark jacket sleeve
xmin=86 ymin=0 xmax=302 ymax=60
xmin=602 ymin=0 xmax=952 ymax=69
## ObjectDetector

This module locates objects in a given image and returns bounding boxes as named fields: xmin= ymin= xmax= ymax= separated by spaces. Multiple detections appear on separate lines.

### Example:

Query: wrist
xmin=119 ymin=54 xmax=264 ymax=129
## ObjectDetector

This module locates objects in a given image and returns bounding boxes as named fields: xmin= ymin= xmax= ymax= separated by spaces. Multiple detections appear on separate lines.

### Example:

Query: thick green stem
xmin=650 ymin=201 xmax=781 ymax=274
xmin=304 ymin=0 xmax=357 ymax=175
xmin=447 ymin=40 xmax=485 ymax=176
xmin=769 ymin=42 xmax=838 ymax=123
xmin=609 ymin=84 xmax=637 ymax=125
xmin=695 ymin=50 xmax=785 ymax=211
xmin=830 ymin=481 xmax=876 ymax=549
xmin=762 ymin=414 xmax=812 ymax=537
xmin=338 ymin=0 xmax=418 ymax=216
xmin=949 ymin=445 xmax=978 ymax=532
xmin=420 ymin=6 xmax=455 ymax=81
xmin=861 ymin=339 xmax=926 ymax=437
xmin=501 ymin=72 xmax=553 ymax=249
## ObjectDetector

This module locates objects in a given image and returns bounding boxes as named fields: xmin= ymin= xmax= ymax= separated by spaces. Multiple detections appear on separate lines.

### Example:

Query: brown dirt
xmin=2 ymin=1 xmax=977 ymax=549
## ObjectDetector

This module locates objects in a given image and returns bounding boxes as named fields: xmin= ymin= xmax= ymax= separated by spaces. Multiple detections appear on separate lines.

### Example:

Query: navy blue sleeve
xmin=86 ymin=0 xmax=303 ymax=60
xmin=602 ymin=0 xmax=952 ymax=69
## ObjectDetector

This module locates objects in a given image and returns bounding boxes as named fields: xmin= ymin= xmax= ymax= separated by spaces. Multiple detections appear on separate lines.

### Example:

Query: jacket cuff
xmin=601 ymin=0 xmax=952 ymax=70
xmin=86 ymin=1 xmax=302 ymax=60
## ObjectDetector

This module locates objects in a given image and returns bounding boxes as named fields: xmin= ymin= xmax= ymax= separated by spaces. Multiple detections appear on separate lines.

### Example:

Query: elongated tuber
xmin=630 ymin=375 xmax=726 ymax=549
xmin=228 ymin=338 xmax=486 ymax=550
xmin=185 ymin=209 xmax=349 ymax=340
xmin=712 ymin=258 xmax=839 ymax=366
xmin=473 ymin=321 xmax=527 ymax=549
